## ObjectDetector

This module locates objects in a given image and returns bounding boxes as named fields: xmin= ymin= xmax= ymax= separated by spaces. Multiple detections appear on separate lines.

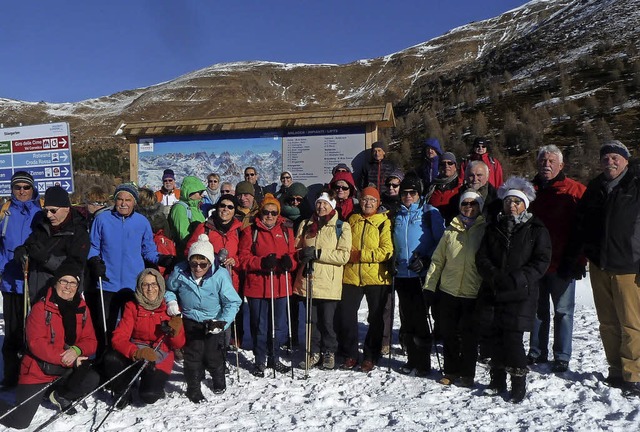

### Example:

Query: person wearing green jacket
xmin=169 ymin=175 xmax=206 ymax=256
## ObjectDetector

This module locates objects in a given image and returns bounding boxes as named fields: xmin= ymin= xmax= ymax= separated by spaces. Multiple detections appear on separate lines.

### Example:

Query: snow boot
xmin=299 ymin=353 xmax=321 ymax=369
xmin=507 ymin=367 xmax=528 ymax=403
xmin=322 ymin=353 xmax=335 ymax=370
xmin=484 ymin=368 xmax=507 ymax=396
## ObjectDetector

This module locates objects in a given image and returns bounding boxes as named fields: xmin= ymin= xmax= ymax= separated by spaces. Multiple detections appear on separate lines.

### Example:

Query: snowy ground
xmin=1 ymin=277 xmax=638 ymax=431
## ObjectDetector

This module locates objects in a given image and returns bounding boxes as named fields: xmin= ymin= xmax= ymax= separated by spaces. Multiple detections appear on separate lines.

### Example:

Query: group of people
xmin=0 ymin=135 xmax=639 ymax=427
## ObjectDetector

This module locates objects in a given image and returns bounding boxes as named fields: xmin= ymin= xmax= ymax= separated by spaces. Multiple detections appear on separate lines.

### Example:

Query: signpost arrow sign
xmin=60 ymin=166 xmax=69 ymax=176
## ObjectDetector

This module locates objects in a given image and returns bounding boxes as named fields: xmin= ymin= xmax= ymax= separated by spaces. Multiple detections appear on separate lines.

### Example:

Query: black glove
xmin=88 ymin=256 xmax=109 ymax=282
xmin=408 ymin=254 xmax=430 ymax=273
xmin=13 ymin=246 xmax=28 ymax=266
xmin=157 ymin=254 xmax=175 ymax=268
xmin=26 ymin=243 xmax=49 ymax=265
xmin=205 ymin=320 xmax=226 ymax=335
xmin=279 ymin=254 xmax=293 ymax=272
xmin=261 ymin=253 xmax=278 ymax=271
xmin=297 ymin=246 xmax=317 ymax=264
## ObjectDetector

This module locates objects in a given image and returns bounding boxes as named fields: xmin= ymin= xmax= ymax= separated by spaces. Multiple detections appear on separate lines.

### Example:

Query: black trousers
xmin=336 ymin=284 xmax=389 ymax=362
xmin=0 ymin=362 xmax=99 ymax=429
xmin=309 ymin=299 xmax=338 ymax=354
xmin=490 ymin=322 xmax=527 ymax=370
xmin=288 ymin=294 xmax=304 ymax=346
xmin=1 ymin=292 xmax=25 ymax=386
xmin=85 ymin=288 xmax=135 ymax=357
xmin=183 ymin=319 xmax=226 ymax=392
xmin=439 ymin=291 xmax=478 ymax=377
xmin=396 ymin=277 xmax=431 ymax=370
xmin=102 ymin=350 xmax=169 ymax=404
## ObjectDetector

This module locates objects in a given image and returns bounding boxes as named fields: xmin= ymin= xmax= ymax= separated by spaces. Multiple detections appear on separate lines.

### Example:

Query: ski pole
xmin=426 ymin=307 xmax=442 ymax=374
xmin=232 ymin=320 xmax=240 ymax=382
xmin=284 ymin=269 xmax=294 ymax=379
xmin=0 ymin=371 xmax=70 ymax=422
xmin=269 ymin=269 xmax=277 ymax=378
xmin=22 ymin=256 xmax=30 ymax=345
xmin=304 ymin=261 xmax=314 ymax=379
xmin=387 ymin=277 xmax=395 ymax=373
xmin=98 ymin=275 xmax=108 ymax=347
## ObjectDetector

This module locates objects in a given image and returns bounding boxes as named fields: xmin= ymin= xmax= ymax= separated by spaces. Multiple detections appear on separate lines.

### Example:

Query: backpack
xmin=300 ymin=218 xmax=344 ymax=243
xmin=0 ymin=197 xmax=45 ymax=238
xmin=250 ymin=223 xmax=290 ymax=254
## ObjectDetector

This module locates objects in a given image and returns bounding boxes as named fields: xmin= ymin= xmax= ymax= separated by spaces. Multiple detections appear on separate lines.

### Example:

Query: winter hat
xmin=54 ymin=260 xmax=83 ymax=284
xmin=287 ymin=182 xmax=308 ymax=198
xmin=260 ymin=193 xmax=281 ymax=214
xmin=459 ymin=190 xmax=485 ymax=212
xmin=497 ymin=176 xmax=536 ymax=210
xmin=114 ymin=182 xmax=140 ymax=203
xmin=235 ymin=181 xmax=255 ymax=197
xmin=371 ymin=141 xmax=388 ymax=153
xmin=11 ymin=171 xmax=35 ymax=189
xmin=424 ymin=138 xmax=442 ymax=154
xmin=135 ymin=268 xmax=166 ymax=311
xmin=217 ymin=194 xmax=239 ymax=209
xmin=399 ymin=174 xmax=424 ymax=196
xmin=386 ymin=169 xmax=405 ymax=183
xmin=44 ymin=185 xmax=71 ymax=208
xmin=600 ymin=140 xmax=631 ymax=160
xmin=280 ymin=171 xmax=293 ymax=180
xmin=162 ymin=169 xmax=175 ymax=181
xmin=504 ymin=190 xmax=530 ymax=209
xmin=441 ymin=152 xmax=457 ymax=164
xmin=332 ymin=163 xmax=352 ymax=175
xmin=315 ymin=192 xmax=337 ymax=209
xmin=362 ymin=186 xmax=381 ymax=202
xmin=188 ymin=234 xmax=215 ymax=264
xmin=473 ymin=137 xmax=491 ymax=150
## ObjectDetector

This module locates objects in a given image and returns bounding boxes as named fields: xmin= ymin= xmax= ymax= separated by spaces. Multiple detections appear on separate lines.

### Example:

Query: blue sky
xmin=1 ymin=0 xmax=529 ymax=103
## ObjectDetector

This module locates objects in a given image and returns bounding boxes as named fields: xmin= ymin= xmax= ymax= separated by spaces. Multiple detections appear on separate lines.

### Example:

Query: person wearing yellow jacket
xmin=294 ymin=190 xmax=352 ymax=370
xmin=424 ymin=190 xmax=487 ymax=387
xmin=337 ymin=187 xmax=393 ymax=372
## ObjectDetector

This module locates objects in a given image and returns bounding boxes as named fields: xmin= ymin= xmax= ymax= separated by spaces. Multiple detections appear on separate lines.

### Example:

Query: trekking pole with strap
xmin=418 ymin=272 xmax=442 ymax=374
xmin=232 ymin=320 xmax=240 ymax=382
xmin=22 ymin=256 xmax=30 ymax=343
xmin=98 ymin=275 xmax=108 ymax=347
xmin=92 ymin=334 xmax=168 ymax=432
xmin=304 ymin=261 xmax=314 ymax=379
xmin=284 ymin=269 xmax=294 ymax=379
xmin=31 ymin=358 xmax=145 ymax=432
xmin=0 ymin=370 xmax=70 ymax=422
xmin=269 ymin=268 xmax=277 ymax=378
xmin=387 ymin=275 xmax=395 ymax=373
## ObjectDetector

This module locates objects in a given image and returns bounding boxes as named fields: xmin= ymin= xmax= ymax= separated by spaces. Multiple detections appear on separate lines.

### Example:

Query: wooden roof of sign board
xmin=115 ymin=103 xmax=395 ymax=138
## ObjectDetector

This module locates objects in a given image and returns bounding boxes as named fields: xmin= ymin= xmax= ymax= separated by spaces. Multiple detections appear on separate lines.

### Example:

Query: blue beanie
xmin=114 ymin=182 xmax=139 ymax=203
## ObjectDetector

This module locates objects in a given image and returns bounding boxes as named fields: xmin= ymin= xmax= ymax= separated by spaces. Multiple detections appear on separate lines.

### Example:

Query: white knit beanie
xmin=315 ymin=192 xmax=337 ymax=209
xmin=188 ymin=234 xmax=215 ymax=264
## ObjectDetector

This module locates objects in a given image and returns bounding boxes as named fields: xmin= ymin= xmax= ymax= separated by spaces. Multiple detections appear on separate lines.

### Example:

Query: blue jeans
xmin=529 ymin=274 xmax=575 ymax=362
xmin=247 ymin=296 xmax=288 ymax=366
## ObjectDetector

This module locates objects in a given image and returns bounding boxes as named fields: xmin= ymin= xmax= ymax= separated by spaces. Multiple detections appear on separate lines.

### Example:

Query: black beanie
xmin=44 ymin=185 xmax=71 ymax=207
xmin=371 ymin=141 xmax=388 ymax=152
xmin=11 ymin=171 xmax=35 ymax=189
xmin=54 ymin=260 xmax=83 ymax=283
xmin=217 ymin=194 xmax=239 ymax=209
xmin=399 ymin=174 xmax=424 ymax=196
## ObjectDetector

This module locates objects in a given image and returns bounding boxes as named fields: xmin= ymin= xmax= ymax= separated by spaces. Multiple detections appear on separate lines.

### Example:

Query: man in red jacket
xmin=527 ymin=145 xmax=586 ymax=373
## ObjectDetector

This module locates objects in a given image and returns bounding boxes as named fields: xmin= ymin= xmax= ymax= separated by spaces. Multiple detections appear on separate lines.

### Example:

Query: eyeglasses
xmin=189 ymin=261 xmax=210 ymax=269
xmin=280 ymin=176 xmax=291 ymax=180
xmin=504 ymin=197 xmax=524 ymax=206
xmin=440 ymin=161 xmax=456 ymax=166
xmin=208 ymin=179 xmax=218 ymax=183
xmin=221 ymin=190 xmax=231 ymax=194
xmin=245 ymin=173 xmax=256 ymax=177
xmin=261 ymin=209 xmax=279 ymax=217
xmin=460 ymin=201 xmax=479 ymax=207
xmin=332 ymin=185 xmax=350 ymax=191
xmin=401 ymin=190 xmax=419 ymax=197
xmin=12 ymin=185 xmax=32 ymax=191
xmin=57 ymin=279 xmax=78 ymax=288
xmin=141 ymin=282 xmax=159 ymax=290
xmin=386 ymin=183 xmax=400 ymax=188
xmin=362 ymin=198 xmax=378 ymax=203
xmin=289 ymin=196 xmax=303 ymax=203
xmin=218 ymin=204 xmax=235 ymax=210
xmin=44 ymin=208 xmax=60 ymax=214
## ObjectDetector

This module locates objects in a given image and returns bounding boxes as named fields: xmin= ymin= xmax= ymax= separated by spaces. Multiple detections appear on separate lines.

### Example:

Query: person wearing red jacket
xmin=330 ymin=171 xmax=359 ymax=221
xmin=527 ymin=145 xmax=586 ymax=373
xmin=103 ymin=268 xmax=185 ymax=408
xmin=0 ymin=262 xmax=100 ymax=429
xmin=427 ymin=152 xmax=464 ymax=224
xmin=186 ymin=194 xmax=245 ymax=348
xmin=459 ymin=137 xmax=504 ymax=189
xmin=238 ymin=194 xmax=297 ymax=377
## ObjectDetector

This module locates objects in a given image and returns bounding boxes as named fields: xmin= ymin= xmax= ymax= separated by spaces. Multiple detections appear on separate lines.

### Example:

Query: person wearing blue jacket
xmin=165 ymin=234 xmax=241 ymax=403
xmin=87 ymin=182 xmax=167 ymax=356
xmin=393 ymin=174 xmax=445 ymax=375
xmin=420 ymin=137 xmax=444 ymax=191
xmin=0 ymin=171 xmax=42 ymax=389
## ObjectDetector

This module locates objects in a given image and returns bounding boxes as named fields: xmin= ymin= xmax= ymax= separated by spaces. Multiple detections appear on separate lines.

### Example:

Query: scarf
xmin=212 ymin=214 xmax=233 ymax=234
xmin=49 ymin=288 xmax=82 ymax=346
xmin=336 ymin=198 xmax=354 ymax=221
xmin=459 ymin=214 xmax=478 ymax=229
xmin=306 ymin=210 xmax=337 ymax=238
xmin=135 ymin=283 xmax=165 ymax=311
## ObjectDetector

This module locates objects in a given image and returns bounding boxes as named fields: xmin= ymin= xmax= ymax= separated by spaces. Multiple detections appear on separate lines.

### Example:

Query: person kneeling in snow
xmin=166 ymin=234 xmax=241 ymax=403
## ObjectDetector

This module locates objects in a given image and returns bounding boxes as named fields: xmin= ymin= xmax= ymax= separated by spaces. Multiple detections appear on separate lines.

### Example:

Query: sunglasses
xmin=475 ymin=144 xmax=487 ymax=149
xmin=460 ymin=201 xmax=479 ymax=207
xmin=208 ymin=179 xmax=218 ymax=183
xmin=221 ymin=190 xmax=232 ymax=194
xmin=386 ymin=183 xmax=400 ymax=188
xmin=504 ymin=197 xmax=524 ymax=206
xmin=280 ymin=176 xmax=291 ymax=180
xmin=189 ymin=261 xmax=210 ymax=269
xmin=440 ymin=161 xmax=456 ymax=166
xmin=245 ymin=173 xmax=256 ymax=177
xmin=261 ymin=209 xmax=279 ymax=217
xmin=218 ymin=204 xmax=235 ymax=210
xmin=163 ymin=179 xmax=174 ymax=182
xmin=332 ymin=185 xmax=350 ymax=191
xmin=401 ymin=190 xmax=419 ymax=197
xmin=289 ymin=196 xmax=303 ymax=203
xmin=44 ymin=208 xmax=60 ymax=214
xmin=335 ymin=169 xmax=349 ymax=173
xmin=13 ymin=185 xmax=33 ymax=191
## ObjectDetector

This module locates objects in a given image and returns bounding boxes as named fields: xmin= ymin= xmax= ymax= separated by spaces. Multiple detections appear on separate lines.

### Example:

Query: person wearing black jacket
xmin=476 ymin=177 xmax=551 ymax=403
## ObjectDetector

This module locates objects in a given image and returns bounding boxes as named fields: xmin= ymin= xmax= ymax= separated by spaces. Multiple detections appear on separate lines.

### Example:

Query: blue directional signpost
xmin=0 ymin=122 xmax=74 ymax=196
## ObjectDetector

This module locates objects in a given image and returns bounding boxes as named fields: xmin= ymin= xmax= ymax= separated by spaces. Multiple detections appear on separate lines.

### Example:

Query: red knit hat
xmin=361 ymin=186 xmax=381 ymax=201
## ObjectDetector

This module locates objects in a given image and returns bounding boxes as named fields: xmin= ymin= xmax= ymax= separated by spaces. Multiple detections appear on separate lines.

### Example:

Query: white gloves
xmin=166 ymin=301 xmax=181 ymax=317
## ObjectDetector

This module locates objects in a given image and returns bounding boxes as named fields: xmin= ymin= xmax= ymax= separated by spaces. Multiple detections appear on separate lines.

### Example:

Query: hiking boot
xmin=267 ymin=359 xmax=292 ymax=374
xmin=381 ymin=345 xmax=390 ymax=355
xmin=507 ymin=367 xmax=528 ymax=403
xmin=251 ymin=363 xmax=266 ymax=378
xmin=604 ymin=374 xmax=625 ymax=389
xmin=438 ymin=375 xmax=458 ymax=386
xmin=527 ymin=354 xmax=548 ymax=365
xmin=212 ymin=387 xmax=226 ymax=395
xmin=551 ymin=360 xmax=569 ymax=373
xmin=341 ymin=357 xmax=358 ymax=370
xmin=399 ymin=362 xmax=414 ymax=375
xmin=299 ymin=353 xmax=321 ymax=369
xmin=186 ymin=387 xmax=207 ymax=403
xmin=49 ymin=390 xmax=77 ymax=415
xmin=623 ymin=382 xmax=640 ymax=397
xmin=322 ymin=353 xmax=335 ymax=370
xmin=484 ymin=368 xmax=507 ymax=396
xmin=360 ymin=360 xmax=375 ymax=373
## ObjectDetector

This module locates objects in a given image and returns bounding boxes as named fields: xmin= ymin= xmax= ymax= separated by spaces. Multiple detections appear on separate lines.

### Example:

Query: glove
xmin=157 ymin=254 xmax=175 ymax=268
xmin=88 ymin=256 xmax=109 ymax=282
xmin=26 ymin=243 xmax=49 ymax=264
xmin=279 ymin=254 xmax=293 ymax=272
xmin=408 ymin=255 xmax=430 ymax=273
xmin=205 ymin=320 xmax=226 ymax=335
xmin=13 ymin=246 xmax=28 ymax=266
xmin=133 ymin=347 xmax=158 ymax=362
xmin=349 ymin=249 xmax=361 ymax=264
xmin=297 ymin=247 xmax=317 ymax=264
xmin=390 ymin=260 xmax=398 ymax=276
xmin=165 ymin=316 xmax=183 ymax=336
xmin=166 ymin=301 xmax=180 ymax=317
xmin=261 ymin=253 xmax=278 ymax=271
